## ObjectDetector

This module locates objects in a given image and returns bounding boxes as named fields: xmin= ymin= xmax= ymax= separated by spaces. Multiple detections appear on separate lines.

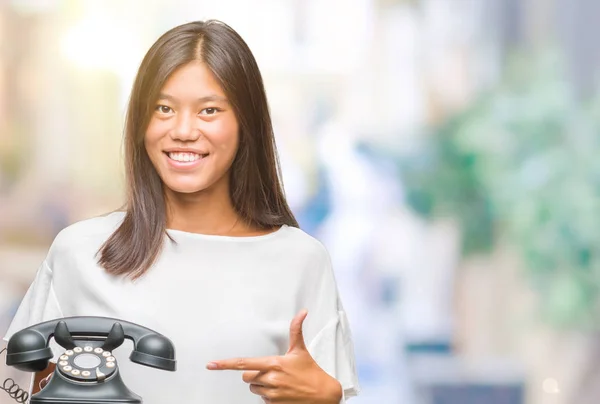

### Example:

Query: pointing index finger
xmin=207 ymin=356 xmax=280 ymax=372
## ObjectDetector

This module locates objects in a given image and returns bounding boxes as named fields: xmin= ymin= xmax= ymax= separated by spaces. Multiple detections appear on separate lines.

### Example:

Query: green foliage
xmin=400 ymin=51 xmax=600 ymax=329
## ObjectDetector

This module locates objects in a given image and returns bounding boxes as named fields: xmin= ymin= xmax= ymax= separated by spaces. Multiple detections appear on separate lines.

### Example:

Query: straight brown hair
xmin=97 ymin=20 xmax=298 ymax=280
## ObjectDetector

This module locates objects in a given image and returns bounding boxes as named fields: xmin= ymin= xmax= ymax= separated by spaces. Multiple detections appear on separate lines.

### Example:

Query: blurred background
xmin=1 ymin=0 xmax=600 ymax=403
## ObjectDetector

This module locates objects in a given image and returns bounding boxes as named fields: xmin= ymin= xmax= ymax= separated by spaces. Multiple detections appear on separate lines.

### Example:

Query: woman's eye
xmin=156 ymin=105 xmax=173 ymax=114
xmin=201 ymin=107 xmax=219 ymax=115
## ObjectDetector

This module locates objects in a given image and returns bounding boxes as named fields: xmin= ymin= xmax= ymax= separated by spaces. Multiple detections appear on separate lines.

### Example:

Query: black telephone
xmin=3 ymin=316 xmax=176 ymax=404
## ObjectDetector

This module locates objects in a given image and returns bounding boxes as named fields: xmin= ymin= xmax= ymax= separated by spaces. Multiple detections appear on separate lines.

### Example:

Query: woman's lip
xmin=164 ymin=152 xmax=207 ymax=170
xmin=163 ymin=149 xmax=208 ymax=154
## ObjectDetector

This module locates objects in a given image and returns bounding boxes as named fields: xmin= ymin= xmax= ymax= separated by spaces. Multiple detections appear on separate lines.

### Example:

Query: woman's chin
xmin=164 ymin=181 xmax=207 ymax=195
xmin=160 ymin=173 xmax=228 ymax=197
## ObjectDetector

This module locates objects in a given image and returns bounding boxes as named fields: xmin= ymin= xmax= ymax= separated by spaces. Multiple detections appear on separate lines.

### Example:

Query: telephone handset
xmin=4 ymin=316 xmax=176 ymax=404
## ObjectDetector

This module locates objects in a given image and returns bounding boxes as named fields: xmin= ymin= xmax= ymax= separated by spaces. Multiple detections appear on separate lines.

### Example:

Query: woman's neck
xmin=164 ymin=186 xmax=242 ymax=236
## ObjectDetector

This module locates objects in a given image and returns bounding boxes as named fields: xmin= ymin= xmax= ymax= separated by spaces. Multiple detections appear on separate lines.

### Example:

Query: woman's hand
xmin=207 ymin=310 xmax=343 ymax=404
xmin=32 ymin=363 xmax=55 ymax=395
xmin=39 ymin=374 xmax=52 ymax=390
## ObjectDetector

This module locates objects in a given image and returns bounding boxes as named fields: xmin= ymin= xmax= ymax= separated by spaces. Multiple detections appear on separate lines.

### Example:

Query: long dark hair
xmin=97 ymin=20 xmax=298 ymax=280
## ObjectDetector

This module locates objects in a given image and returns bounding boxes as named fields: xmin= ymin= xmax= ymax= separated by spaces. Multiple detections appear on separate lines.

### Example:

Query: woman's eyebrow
xmin=157 ymin=93 xmax=228 ymax=103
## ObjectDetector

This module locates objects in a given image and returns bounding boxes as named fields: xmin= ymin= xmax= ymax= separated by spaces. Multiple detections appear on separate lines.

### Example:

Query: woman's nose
xmin=170 ymin=113 xmax=200 ymax=141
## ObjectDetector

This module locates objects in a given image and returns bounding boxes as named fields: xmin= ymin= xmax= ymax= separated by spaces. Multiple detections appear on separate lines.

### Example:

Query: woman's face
xmin=144 ymin=61 xmax=239 ymax=195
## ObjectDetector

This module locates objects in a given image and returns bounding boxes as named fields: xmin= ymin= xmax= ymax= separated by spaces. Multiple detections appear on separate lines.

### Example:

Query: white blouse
xmin=3 ymin=211 xmax=360 ymax=403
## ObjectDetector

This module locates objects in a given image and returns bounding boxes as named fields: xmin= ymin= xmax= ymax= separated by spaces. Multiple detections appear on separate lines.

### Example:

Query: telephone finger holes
xmin=102 ymin=351 xmax=111 ymax=357
xmin=106 ymin=362 xmax=115 ymax=368
xmin=60 ymin=355 xmax=69 ymax=361
xmin=94 ymin=348 xmax=103 ymax=354
xmin=65 ymin=350 xmax=74 ymax=356
xmin=106 ymin=357 xmax=115 ymax=362
xmin=71 ymin=369 xmax=80 ymax=376
xmin=73 ymin=347 xmax=83 ymax=353
xmin=63 ymin=366 xmax=72 ymax=371
xmin=81 ymin=371 xmax=91 ymax=377
xmin=59 ymin=361 xmax=68 ymax=366
xmin=84 ymin=346 xmax=93 ymax=352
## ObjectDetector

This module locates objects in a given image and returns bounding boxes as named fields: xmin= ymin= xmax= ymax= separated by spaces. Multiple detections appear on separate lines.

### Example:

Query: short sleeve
xmin=307 ymin=307 xmax=361 ymax=402
xmin=2 ymin=260 xmax=64 ymax=361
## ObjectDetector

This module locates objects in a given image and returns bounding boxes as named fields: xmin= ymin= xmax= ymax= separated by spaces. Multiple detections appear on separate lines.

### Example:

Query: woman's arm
xmin=208 ymin=310 xmax=344 ymax=404
xmin=32 ymin=363 xmax=55 ymax=394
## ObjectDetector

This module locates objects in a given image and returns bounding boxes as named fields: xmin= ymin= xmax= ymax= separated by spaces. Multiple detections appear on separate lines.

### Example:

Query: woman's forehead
xmin=159 ymin=61 xmax=227 ymax=102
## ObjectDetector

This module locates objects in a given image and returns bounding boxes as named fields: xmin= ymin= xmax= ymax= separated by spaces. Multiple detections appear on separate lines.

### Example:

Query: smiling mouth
xmin=165 ymin=152 xmax=209 ymax=162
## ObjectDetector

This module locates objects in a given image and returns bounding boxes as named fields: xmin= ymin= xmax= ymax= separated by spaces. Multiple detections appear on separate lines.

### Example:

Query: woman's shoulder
xmin=54 ymin=210 xmax=126 ymax=241
xmin=276 ymin=225 xmax=331 ymax=263
xmin=47 ymin=210 xmax=126 ymax=258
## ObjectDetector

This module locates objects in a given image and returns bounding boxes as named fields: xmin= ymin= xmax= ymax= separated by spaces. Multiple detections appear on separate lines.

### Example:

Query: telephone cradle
xmin=4 ymin=316 xmax=177 ymax=404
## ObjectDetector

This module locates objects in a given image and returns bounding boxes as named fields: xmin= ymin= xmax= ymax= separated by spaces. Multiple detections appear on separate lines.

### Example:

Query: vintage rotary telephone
xmin=2 ymin=316 xmax=176 ymax=404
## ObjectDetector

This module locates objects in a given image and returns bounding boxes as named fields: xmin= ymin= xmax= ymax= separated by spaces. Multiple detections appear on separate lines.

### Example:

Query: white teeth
xmin=168 ymin=152 xmax=203 ymax=162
